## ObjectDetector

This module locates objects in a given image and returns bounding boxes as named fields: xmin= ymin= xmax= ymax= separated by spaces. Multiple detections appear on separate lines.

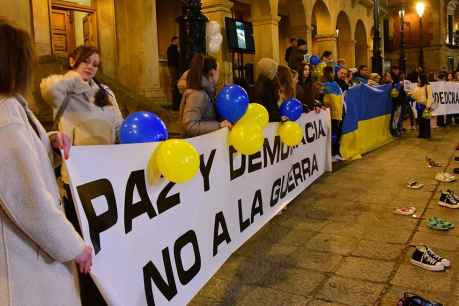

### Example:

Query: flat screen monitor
xmin=225 ymin=18 xmax=255 ymax=54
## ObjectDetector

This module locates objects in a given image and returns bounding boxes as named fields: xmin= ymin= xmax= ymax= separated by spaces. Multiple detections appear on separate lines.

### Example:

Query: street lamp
xmin=416 ymin=2 xmax=425 ymax=68
xmin=372 ymin=0 xmax=383 ymax=75
xmin=399 ymin=8 xmax=406 ymax=74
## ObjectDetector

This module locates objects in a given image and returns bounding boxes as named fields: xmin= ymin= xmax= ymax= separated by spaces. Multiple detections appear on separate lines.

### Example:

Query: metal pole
xmin=372 ymin=0 xmax=383 ymax=75
xmin=399 ymin=10 xmax=406 ymax=74
xmin=419 ymin=16 xmax=424 ymax=68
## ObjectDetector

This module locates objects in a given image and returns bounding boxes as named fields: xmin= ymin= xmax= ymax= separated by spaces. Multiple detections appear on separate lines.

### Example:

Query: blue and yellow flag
xmin=340 ymin=84 xmax=393 ymax=160
xmin=323 ymin=81 xmax=344 ymax=121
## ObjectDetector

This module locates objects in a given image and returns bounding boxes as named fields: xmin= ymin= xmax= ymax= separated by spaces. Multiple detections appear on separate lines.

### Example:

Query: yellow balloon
xmin=238 ymin=103 xmax=269 ymax=128
xmin=155 ymin=139 xmax=200 ymax=184
xmin=146 ymin=145 xmax=162 ymax=185
xmin=279 ymin=121 xmax=304 ymax=146
xmin=229 ymin=123 xmax=264 ymax=155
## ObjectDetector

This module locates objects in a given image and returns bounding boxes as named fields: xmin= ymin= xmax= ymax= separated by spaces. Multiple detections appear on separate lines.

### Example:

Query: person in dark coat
xmin=288 ymin=38 xmax=307 ymax=71
xmin=285 ymin=38 xmax=297 ymax=63
xmin=253 ymin=58 xmax=282 ymax=122
xmin=167 ymin=36 xmax=181 ymax=110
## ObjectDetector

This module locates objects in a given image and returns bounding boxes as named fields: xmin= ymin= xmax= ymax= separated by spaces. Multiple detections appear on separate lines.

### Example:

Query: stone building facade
xmin=385 ymin=0 xmax=459 ymax=73
xmin=2 ymin=0 xmax=382 ymax=120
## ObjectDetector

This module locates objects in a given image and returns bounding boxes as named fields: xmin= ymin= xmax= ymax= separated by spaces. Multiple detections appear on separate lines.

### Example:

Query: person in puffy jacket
xmin=179 ymin=54 xmax=232 ymax=137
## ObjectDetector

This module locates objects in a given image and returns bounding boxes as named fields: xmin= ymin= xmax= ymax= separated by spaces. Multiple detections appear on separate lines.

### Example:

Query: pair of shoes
xmin=426 ymin=157 xmax=442 ymax=168
xmin=427 ymin=217 xmax=455 ymax=230
xmin=435 ymin=172 xmax=456 ymax=183
xmin=407 ymin=179 xmax=424 ymax=189
xmin=398 ymin=292 xmax=443 ymax=306
xmin=410 ymin=245 xmax=450 ymax=271
xmin=439 ymin=190 xmax=459 ymax=208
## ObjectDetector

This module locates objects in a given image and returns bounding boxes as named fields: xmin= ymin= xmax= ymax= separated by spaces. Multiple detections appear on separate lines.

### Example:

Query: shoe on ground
xmin=455 ymin=156 xmax=459 ymax=162
xmin=417 ymin=245 xmax=451 ymax=268
xmin=410 ymin=247 xmax=445 ymax=271
xmin=454 ymin=168 xmax=459 ymax=174
xmin=426 ymin=157 xmax=442 ymax=168
xmin=439 ymin=191 xmax=459 ymax=208
xmin=407 ymin=180 xmax=424 ymax=189
xmin=456 ymin=144 xmax=459 ymax=150
xmin=398 ymin=292 xmax=443 ymax=306
xmin=435 ymin=173 xmax=456 ymax=183
xmin=447 ymin=189 xmax=459 ymax=202
xmin=393 ymin=207 xmax=416 ymax=215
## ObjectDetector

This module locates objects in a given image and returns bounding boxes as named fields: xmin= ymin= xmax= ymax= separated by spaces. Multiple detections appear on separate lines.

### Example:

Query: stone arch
xmin=336 ymin=11 xmax=353 ymax=67
xmin=311 ymin=0 xmax=334 ymax=56
xmin=355 ymin=19 xmax=368 ymax=67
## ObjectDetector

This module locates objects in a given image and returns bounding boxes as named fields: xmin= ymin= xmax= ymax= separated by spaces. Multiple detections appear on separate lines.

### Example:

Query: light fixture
xmin=399 ymin=9 xmax=405 ymax=17
xmin=416 ymin=2 xmax=425 ymax=18
xmin=336 ymin=28 xmax=339 ymax=37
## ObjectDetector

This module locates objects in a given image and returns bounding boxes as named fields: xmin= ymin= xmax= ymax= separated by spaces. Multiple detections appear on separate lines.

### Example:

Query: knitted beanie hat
xmin=257 ymin=58 xmax=279 ymax=80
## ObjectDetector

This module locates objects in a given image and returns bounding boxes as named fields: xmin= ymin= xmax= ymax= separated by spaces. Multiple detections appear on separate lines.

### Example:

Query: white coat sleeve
xmin=0 ymin=121 xmax=85 ymax=263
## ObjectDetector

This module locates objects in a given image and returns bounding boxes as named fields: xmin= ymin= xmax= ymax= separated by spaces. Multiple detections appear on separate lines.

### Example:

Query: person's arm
xmin=104 ymin=87 xmax=124 ymax=143
xmin=40 ymin=71 xmax=83 ymax=109
xmin=177 ymin=70 xmax=189 ymax=94
xmin=181 ymin=91 xmax=220 ymax=137
xmin=0 ymin=122 xmax=85 ymax=263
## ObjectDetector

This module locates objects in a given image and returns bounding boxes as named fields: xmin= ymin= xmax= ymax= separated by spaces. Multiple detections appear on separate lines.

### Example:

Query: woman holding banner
xmin=409 ymin=74 xmax=433 ymax=139
xmin=180 ymin=54 xmax=232 ymax=137
xmin=0 ymin=20 xmax=92 ymax=306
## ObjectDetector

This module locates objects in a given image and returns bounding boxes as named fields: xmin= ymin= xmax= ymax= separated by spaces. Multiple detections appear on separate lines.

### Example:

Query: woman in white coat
xmin=0 ymin=20 xmax=92 ymax=306
xmin=41 ymin=45 xmax=122 ymax=305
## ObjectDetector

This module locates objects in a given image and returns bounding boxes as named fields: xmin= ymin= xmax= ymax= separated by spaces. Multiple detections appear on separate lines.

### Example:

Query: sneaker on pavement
xmin=426 ymin=157 xmax=442 ymax=168
xmin=447 ymin=189 xmax=459 ymax=202
xmin=417 ymin=245 xmax=451 ymax=268
xmin=439 ymin=192 xmax=459 ymax=208
xmin=435 ymin=173 xmax=456 ymax=183
xmin=407 ymin=180 xmax=424 ymax=189
xmin=410 ymin=247 xmax=445 ymax=271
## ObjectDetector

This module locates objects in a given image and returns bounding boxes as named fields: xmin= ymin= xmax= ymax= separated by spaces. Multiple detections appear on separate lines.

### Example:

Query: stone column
xmin=115 ymin=0 xmax=166 ymax=101
xmin=202 ymin=0 xmax=234 ymax=85
xmin=252 ymin=16 xmax=281 ymax=63
xmin=338 ymin=40 xmax=356 ymax=67
xmin=314 ymin=33 xmax=337 ymax=57
xmin=30 ymin=0 xmax=51 ymax=56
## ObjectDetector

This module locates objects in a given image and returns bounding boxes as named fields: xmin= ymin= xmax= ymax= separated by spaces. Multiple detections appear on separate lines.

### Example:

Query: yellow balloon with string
xmin=229 ymin=123 xmax=264 ymax=155
xmin=278 ymin=121 xmax=304 ymax=146
xmin=238 ymin=103 xmax=269 ymax=129
xmin=147 ymin=139 xmax=200 ymax=184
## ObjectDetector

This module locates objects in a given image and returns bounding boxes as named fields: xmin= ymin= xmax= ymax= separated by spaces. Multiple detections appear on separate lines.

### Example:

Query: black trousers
xmin=64 ymin=184 xmax=108 ymax=306
xmin=416 ymin=106 xmax=431 ymax=139
xmin=331 ymin=119 xmax=343 ymax=156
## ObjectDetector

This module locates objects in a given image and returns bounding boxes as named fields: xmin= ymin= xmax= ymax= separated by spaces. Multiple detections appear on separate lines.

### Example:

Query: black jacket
xmin=167 ymin=44 xmax=180 ymax=67
xmin=253 ymin=75 xmax=281 ymax=122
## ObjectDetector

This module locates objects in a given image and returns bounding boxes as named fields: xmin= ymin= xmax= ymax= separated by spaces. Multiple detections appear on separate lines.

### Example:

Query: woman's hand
xmin=220 ymin=120 xmax=233 ymax=129
xmin=281 ymin=116 xmax=289 ymax=122
xmin=49 ymin=132 xmax=71 ymax=160
xmin=75 ymin=245 xmax=93 ymax=274
xmin=314 ymin=106 xmax=321 ymax=113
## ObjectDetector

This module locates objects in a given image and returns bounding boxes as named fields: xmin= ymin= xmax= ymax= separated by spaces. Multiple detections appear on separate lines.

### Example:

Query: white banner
xmin=404 ymin=80 xmax=459 ymax=115
xmin=65 ymin=111 xmax=332 ymax=306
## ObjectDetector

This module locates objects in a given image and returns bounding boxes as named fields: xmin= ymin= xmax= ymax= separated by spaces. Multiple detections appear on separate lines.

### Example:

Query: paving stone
xmin=411 ymin=231 xmax=459 ymax=252
xmin=335 ymin=256 xmax=395 ymax=282
xmin=316 ymin=276 xmax=385 ymax=305
xmin=261 ymin=267 xmax=326 ymax=296
xmin=233 ymin=286 xmax=309 ymax=306
xmin=351 ymin=240 xmax=405 ymax=261
xmin=289 ymin=249 xmax=344 ymax=272
xmin=303 ymin=233 xmax=359 ymax=255
xmin=307 ymin=299 xmax=349 ymax=306
xmin=391 ymin=264 xmax=454 ymax=293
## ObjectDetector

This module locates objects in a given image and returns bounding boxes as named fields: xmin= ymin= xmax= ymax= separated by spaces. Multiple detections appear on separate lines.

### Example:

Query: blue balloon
xmin=280 ymin=98 xmax=304 ymax=121
xmin=119 ymin=111 xmax=168 ymax=144
xmin=310 ymin=55 xmax=321 ymax=65
xmin=216 ymin=85 xmax=249 ymax=123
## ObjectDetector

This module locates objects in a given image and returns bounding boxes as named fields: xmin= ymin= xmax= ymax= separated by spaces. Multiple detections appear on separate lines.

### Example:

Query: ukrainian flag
xmin=323 ymin=81 xmax=344 ymax=121
xmin=340 ymin=84 xmax=393 ymax=160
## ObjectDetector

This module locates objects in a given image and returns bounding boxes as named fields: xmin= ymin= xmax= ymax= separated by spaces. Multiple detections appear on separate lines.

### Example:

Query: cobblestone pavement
xmin=190 ymin=126 xmax=459 ymax=306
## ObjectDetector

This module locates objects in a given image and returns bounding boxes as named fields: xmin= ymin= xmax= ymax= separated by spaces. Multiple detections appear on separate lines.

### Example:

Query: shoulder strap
xmin=51 ymin=94 xmax=72 ymax=131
